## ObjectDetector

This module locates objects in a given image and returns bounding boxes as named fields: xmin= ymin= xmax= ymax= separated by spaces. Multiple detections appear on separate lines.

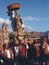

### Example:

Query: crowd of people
xmin=0 ymin=37 xmax=49 ymax=65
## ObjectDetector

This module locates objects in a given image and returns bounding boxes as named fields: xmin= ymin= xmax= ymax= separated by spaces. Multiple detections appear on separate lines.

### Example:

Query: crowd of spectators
xmin=0 ymin=37 xmax=49 ymax=65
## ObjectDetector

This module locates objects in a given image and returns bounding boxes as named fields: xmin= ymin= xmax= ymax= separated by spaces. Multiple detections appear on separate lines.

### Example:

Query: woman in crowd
xmin=42 ymin=37 xmax=49 ymax=65
xmin=3 ymin=43 xmax=14 ymax=65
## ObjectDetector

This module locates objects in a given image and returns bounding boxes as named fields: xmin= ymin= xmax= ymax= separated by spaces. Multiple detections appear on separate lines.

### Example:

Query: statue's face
xmin=12 ymin=10 xmax=15 ymax=18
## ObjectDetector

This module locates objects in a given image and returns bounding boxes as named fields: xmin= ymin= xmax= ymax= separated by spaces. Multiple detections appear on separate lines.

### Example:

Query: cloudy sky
xmin=0 ymin=0 xmax=49 ymax=32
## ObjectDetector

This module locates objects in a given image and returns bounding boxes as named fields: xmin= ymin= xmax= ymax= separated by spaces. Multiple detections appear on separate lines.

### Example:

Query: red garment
xmin=19 ymin=45 xmax=27 ymax=57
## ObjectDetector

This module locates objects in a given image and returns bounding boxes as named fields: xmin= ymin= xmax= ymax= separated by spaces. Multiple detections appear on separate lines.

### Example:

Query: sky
xmin=0 ymin=0 xmax=49 ymax=32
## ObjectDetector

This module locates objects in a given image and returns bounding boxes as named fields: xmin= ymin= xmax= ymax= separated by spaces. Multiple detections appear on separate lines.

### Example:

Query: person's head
xmin=20 ymin=39 xmax=25 ymax=44
xmin=14 ymin=38 xmax=19 ymax=45
xmin=3 ymin=43 xmax=9 ymax=49
xmin=24 ymin=39 xmax=28 ymax=44
xmin=33 ymin=39 xmax=38 ymax=44
xmin=15 ymin=39 xmax=19 ymax=45
xmin=30 ymin=38 xmax=33 ymax=44
xmin=43 ymin=37 xmax=47 ymax=42
xmin=35 ymin=39 xmax=38 ymax=43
